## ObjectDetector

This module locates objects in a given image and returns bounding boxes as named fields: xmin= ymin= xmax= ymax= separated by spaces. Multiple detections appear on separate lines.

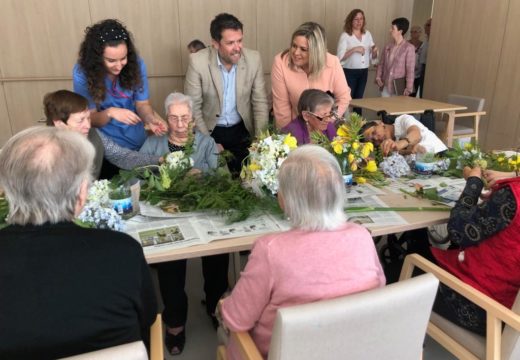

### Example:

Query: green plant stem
xmin=345 ymin=206 xmax=450 ymax=213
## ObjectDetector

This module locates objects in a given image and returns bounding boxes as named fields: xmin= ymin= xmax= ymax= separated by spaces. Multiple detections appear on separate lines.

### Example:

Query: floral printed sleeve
xmin=447 ymin=176 xmax=516 ymax=248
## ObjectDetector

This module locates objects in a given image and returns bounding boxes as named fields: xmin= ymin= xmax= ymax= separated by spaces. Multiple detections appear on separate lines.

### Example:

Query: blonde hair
xmin=285 ymin=22 xmax=327 ymax=78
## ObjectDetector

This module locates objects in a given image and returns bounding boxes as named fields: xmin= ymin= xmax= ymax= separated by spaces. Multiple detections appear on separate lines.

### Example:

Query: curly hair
xmin=78 ymin=19 xmax=142 ymax=104
xmin=343 ymin=9 xmax=366 ymax=35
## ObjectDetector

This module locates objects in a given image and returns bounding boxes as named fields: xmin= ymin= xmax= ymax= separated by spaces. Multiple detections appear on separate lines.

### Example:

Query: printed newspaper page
xmin=345 ymin=195 xmax=407 ymax=229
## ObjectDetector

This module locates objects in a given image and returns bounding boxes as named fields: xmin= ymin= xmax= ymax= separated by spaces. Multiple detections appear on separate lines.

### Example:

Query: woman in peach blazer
xmin=271 ymin=22 xmax=351 ymax=129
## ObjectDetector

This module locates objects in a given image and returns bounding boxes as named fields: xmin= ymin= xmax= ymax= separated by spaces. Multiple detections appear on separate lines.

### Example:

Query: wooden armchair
xmin=217 ymin=273 xmax=438 ymax=360
xmin=439 ymin=94 xmax=486 ymax=147
xmin=60 ymin=314 xmax=163 ymax=360
xmin=399 ymin=254 xmax=520 ymax=360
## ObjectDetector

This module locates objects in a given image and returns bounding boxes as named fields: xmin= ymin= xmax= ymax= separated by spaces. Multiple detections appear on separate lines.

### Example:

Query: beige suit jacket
xmin=184 ymin=47 xmax=268 ymax=137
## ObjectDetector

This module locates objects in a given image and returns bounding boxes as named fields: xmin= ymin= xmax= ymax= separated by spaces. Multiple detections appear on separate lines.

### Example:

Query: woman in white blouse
xmin=336 ymin=9 xmax=378 ymax=115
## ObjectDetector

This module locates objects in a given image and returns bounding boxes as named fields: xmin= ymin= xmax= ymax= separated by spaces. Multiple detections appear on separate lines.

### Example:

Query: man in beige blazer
xmin=184 ymin=13 xmax=268 ymax=175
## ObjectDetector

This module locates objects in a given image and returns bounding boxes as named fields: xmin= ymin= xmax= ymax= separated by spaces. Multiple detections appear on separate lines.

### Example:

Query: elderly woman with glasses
xmin=140 ymin=92 xmax=227 ymax=356
xmin=281 ymin=89 xmax=339 ymax=145
xmin=220 ymin=145 xmax=385 ymax=359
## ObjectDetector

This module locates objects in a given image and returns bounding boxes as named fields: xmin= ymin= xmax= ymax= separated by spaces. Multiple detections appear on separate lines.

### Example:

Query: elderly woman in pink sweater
xmin=271 ymin=22 xmax=351 ymax=129
xmin=220 ymin=145 xmax=385 ymax=359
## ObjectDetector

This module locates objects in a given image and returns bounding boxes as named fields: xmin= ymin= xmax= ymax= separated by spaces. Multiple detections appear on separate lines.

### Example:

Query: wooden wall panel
xmin=177 ymin=0 xmax=257 ymax=74
xmin=148 ymin=77 xmax=185 ymax=118
xmin=88 ymin=0 xmax=182 ymax=76
xmin=484 ymin=0 xmax=520 ymax=150
xmin=424 ymin=0 xmax=509 ymax=150
xmin=0 ymin=85 xmax=13 ymax=146
xmin=0 ymin=0 xmax=90 ymax=78
xmin=257 ymin=0 xmax=326 ymax=74
xmin=3 ymin=80 xmax=72 ymax=134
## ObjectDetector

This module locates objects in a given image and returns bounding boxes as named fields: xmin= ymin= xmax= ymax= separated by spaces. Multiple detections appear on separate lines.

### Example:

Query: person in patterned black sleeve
xmin=415 ymin=166 xmax=520 ymax=335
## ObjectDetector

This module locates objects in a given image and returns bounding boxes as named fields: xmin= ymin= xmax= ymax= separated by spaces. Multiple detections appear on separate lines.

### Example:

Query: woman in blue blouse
xmin=73 ymin=19 xmax=166 ymax=151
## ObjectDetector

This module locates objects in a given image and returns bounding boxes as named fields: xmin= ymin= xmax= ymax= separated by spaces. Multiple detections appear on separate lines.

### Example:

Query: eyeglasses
xmin=305 ymin=108 xmax=339 ymax=122
xmin=167 ymin=115 xmax=191 ymax=124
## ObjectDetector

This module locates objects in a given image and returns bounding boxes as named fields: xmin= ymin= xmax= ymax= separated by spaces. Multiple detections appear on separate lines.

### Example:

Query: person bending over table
xmin=219 ymin=145 xmax=385 ymax=359
xmin=0 ymin=127 xmax=157 ymax=359
xmin=44 ymin=90 xmax=162 ymax=179
xmin=271 ymin=21 xmax=351 ymax=129
xmin=140 ymin=92 xmax=226 ymax=355
xmin=412 ymin=166 xmax=520 ymax=335
xmin=281 ymin=89 xmax=339 ymax=145
xmin=360 ymin=114 xmax=447 ymax=156
xmin=73 ymin=19 xmax=167 ymax=151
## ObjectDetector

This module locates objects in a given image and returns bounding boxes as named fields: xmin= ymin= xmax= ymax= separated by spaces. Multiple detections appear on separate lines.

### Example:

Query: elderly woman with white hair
xmin=220 ymin=145 xmax=385 ymax=359
xmin=0 ymin=127 xmax=157 ymax=359
xmin=140 ymin=92 xmax=225 ymax=355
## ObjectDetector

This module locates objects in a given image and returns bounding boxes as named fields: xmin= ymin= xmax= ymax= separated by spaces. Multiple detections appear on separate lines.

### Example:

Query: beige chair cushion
xmin=268 ymin=273 xmax=439 ymax=360
xmin=59 ymin=341 xmax=148 ymax=360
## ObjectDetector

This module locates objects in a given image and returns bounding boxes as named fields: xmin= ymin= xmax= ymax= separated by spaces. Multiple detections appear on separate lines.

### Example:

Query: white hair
xmin=164 ymin=92 xmax=193 ymax=114
xmin=278 ymin=145 xmax=346 ymax=231
xmin=0 ymin=126 xmax=94 ymax=225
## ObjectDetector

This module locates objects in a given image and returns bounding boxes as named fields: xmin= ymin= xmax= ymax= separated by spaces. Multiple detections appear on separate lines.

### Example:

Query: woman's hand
xmin=463 ymin=166 xmax=482 ymax=180
xmin=107 ymin=107 xmax=142 ymax=125
xmin=375 ymin=77 xmax=384 ymax=88
xmin=403 ymin=88 xmax=412 ymax=96
xmin=147 ymin=117 xmax=168 ymax=136
xmin=380 ymin=139 xmax=397 ymax=156
xmin=483 ymin=169 xmax=516 ymax=187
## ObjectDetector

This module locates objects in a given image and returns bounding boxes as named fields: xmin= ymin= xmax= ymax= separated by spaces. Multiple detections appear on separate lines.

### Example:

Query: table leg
xmin=445 ymin=111 xmax=455 ymax=147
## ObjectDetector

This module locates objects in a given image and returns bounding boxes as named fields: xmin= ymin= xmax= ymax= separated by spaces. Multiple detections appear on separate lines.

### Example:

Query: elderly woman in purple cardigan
xmin=281 ymin=89 xmax=338 ymax=145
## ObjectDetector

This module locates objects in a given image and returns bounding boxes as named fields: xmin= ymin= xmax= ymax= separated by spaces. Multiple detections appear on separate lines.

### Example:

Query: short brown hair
xmin=43 ymin=90 xmax=88 ymax=126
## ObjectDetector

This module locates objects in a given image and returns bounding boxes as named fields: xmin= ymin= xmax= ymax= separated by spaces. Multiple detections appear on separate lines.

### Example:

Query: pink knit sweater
xmin=222 ymin=223 xmax=385 ymax=358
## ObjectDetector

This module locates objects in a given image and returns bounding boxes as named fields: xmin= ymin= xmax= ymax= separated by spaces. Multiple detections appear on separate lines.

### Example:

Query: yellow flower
xmin=350 ymin=162 xmax=358 ymax=171
xmin=498 ymin=156 xmax=505 ymax=163
xmin=348 ymin=153 xmax=355 ymax=163
xmin=249 ymin=163 xmax=261 ymax=171
xmin=283 ymin=134 xmax=298 ymax=149
xmin=337 ymin=125 xmax=350 ymax=139
xmin=365 ymin=142 xmax=374 ymax=152
xmin=366 ymin=160 xmax=378 ymax=172
xmin=332 ymin=141 xmax=343 ymax=154
xmin=509 ymin=159 xmax=517 ymax=166
xmin=352 ymin=141 xmax=360 ymax=150
xmin=361 ymin=145 xmax=371 ymax=159
xmin=355 ymin=176 xmax=367 ymax=184
xmin=464 ymin=143 xmax=473 ymax=150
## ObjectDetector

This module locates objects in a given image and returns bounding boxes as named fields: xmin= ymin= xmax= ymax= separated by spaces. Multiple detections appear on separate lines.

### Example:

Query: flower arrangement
xmin=312 ymin=113 xmax=383 ymax=184
xmin=76 ymin=180 xmax=124 ymax=231
xmin=444 ymin=141 xmax=488 ymax=177
xmin=0 ymin=192 xmax=8 ymax=230
xmin=240 ymin=132 xmax=298 ymax=195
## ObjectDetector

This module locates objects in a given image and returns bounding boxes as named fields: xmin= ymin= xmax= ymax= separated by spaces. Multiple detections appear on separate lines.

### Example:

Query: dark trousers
xmin=343 ymin=68 xmax=368 ymax=115
xmin=156 ymin=254 xmax=229 ymax=327
xmin=211 ymin=121 xmax=251 ymax=176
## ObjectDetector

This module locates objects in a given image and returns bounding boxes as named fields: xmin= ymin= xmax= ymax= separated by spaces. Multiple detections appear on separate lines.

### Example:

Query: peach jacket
xmin=271 ymin=52 xmax=351 ymax=128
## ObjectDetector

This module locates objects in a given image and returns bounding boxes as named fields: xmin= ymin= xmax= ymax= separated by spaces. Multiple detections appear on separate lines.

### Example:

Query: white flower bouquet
xmin=77 ymin=180 xmax=124 ymax=231
xmin=241 ymin=133 xmax=297 ymax=195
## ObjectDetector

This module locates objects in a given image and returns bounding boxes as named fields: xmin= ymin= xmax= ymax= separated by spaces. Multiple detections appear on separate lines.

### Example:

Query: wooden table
xmin=143 ymin=189 xmax=450 ymax=265
xmin=350 ymin=96 xmax=467 ymax=146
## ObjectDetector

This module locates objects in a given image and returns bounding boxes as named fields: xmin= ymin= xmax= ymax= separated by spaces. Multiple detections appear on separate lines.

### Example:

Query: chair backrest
xmin=59 ymin=341 xmax=148 ymax=360
xmin=502 ymin=290 xmax=520 ymax=359
xmin=448 ymin=94 xmax=485 ymax=112
xmin=268 ymin=273 xmax=439 ymax=360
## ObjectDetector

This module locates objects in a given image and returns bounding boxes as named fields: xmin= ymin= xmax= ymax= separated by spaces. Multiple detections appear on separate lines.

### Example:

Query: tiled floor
xmin=161 ymin=257 xmax=457 ymax=360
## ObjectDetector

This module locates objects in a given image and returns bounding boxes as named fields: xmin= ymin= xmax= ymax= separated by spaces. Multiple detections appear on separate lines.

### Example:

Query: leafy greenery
xmin=0 ymin=194 xmax=8 ymax=229
xmin=115 ymin=166 xmax=282 ymax=224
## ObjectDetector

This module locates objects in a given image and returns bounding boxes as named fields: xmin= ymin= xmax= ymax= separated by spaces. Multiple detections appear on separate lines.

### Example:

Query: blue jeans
xmin=343 ymin=68 xmax=368 ymax=115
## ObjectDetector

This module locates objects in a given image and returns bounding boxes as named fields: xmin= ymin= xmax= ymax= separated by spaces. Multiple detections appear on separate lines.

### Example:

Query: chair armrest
xmin=399 ymin=254 xmax=520 ymax=331
xmin=453 ymin=111 xmax=486 ymax=118
xmin=229 ymin=331 xmax=264 ymax=360
xmin=150 ymin=314 xmax=163 ymax=360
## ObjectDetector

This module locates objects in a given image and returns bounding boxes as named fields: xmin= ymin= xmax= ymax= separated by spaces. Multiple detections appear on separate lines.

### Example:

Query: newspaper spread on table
xmin=345 ymin=195 xmax=407 ymax=229
xmin=385 ymin=176 xmax=466 ymax=207
xmin=125 ymin=210 xmax=290 ymax=253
